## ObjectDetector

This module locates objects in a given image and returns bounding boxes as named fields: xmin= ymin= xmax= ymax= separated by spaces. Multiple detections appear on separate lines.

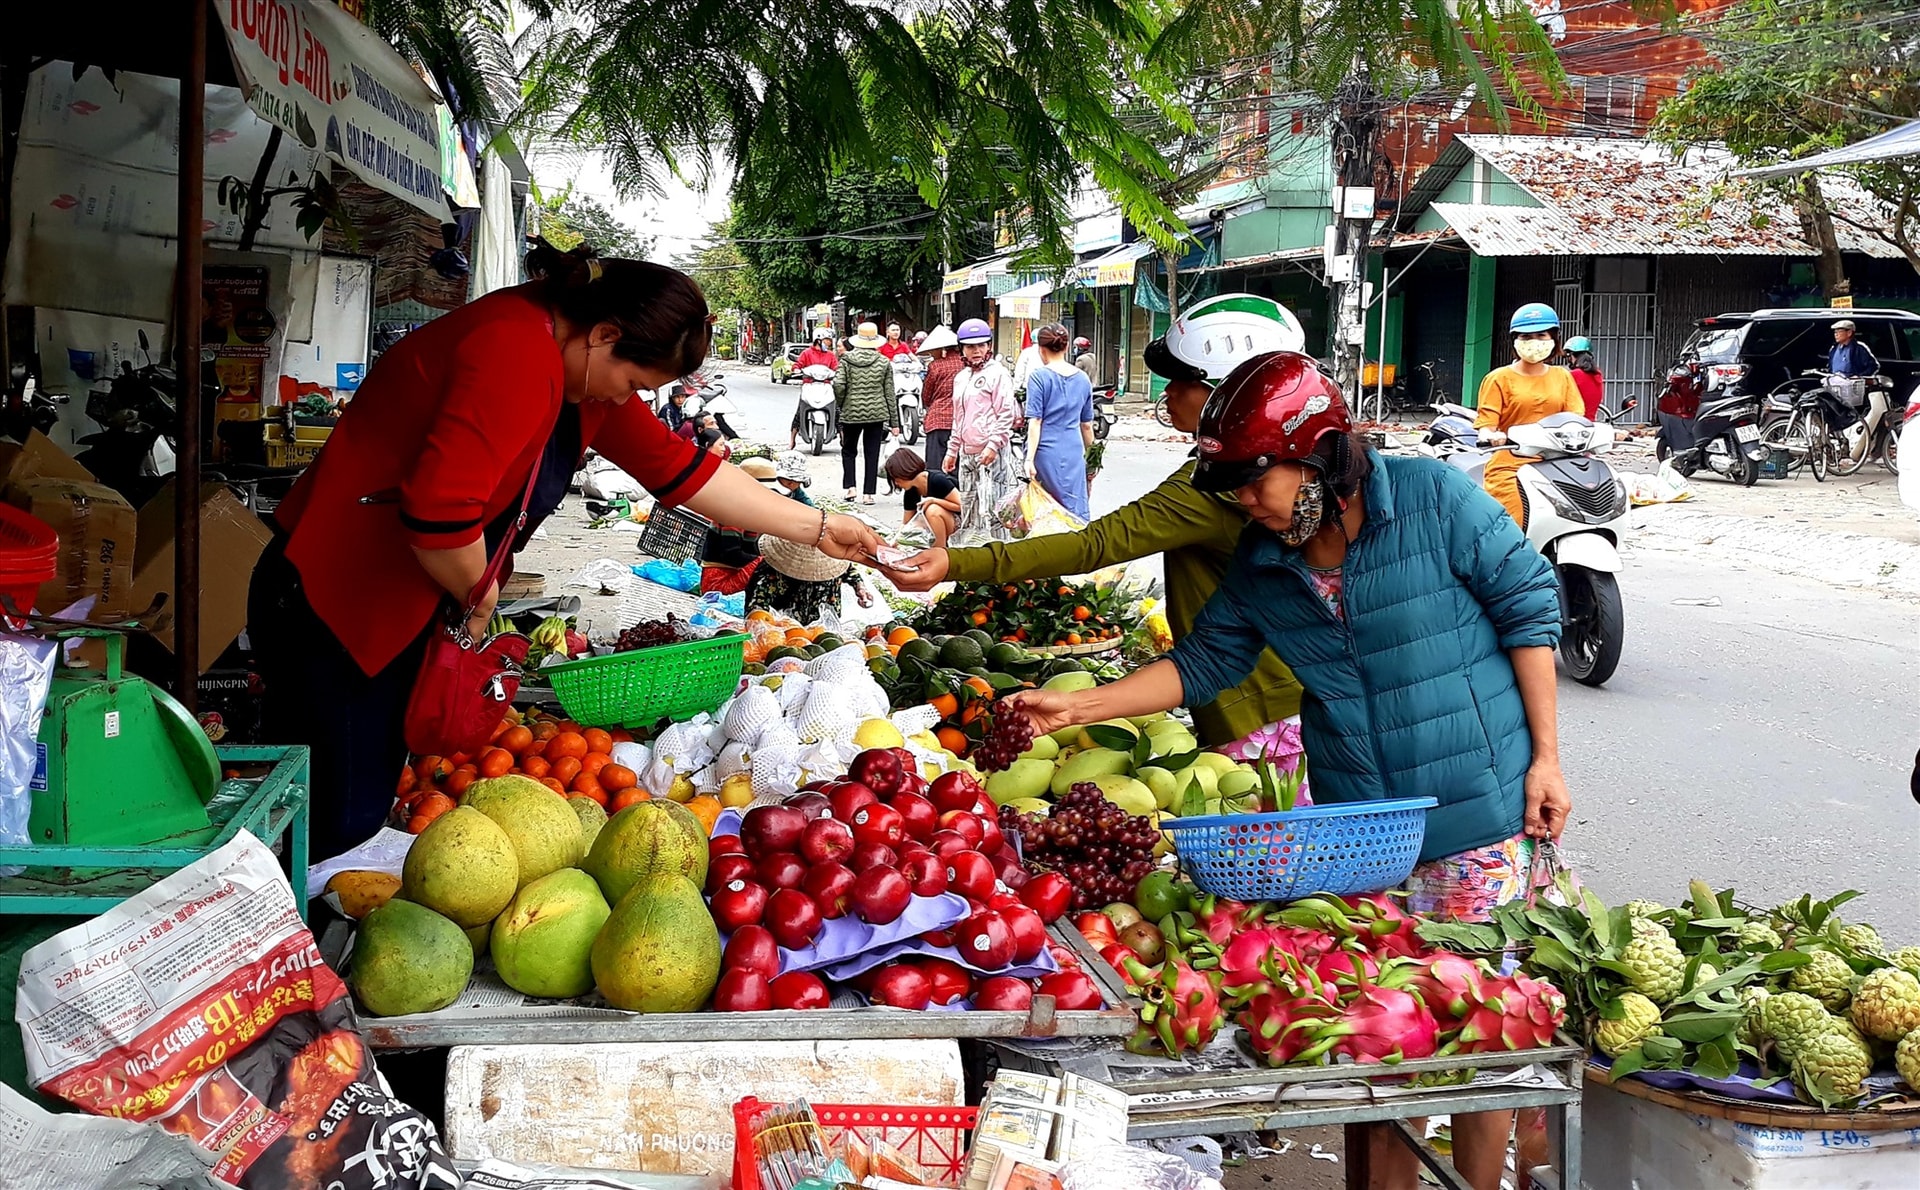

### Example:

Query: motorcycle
xmin=3 ymin=352 xmax=68 ymax=443
xmin=797 ymin=363 xmax=839 ymax=455
xmin=1091 ymin=384 xmax=1117 ymax=441
xmin=74 ymin=330 xmax=215 ymax=504
xmin=893 ymin=356 xmax=923 ymax=446
xmin=1828 ymin=374 xmax=1901 ymax=478
xmin=1423 ymin=410 xmax=1629 ymax=686
xmin=1655 ymin=360 xmax=1767 ymax=486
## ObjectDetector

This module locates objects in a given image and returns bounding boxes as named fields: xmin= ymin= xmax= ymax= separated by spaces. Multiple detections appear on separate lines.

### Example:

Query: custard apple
xmin=1620 ymin=918 xmax=1686 ymax=1003
xmin=1789 ymin=950 xmax=1856 ymax=1012
xmin=1837 ymin=923 xmax=1885 ymax=956
xmin=1596 ymin=992 xmax=1664 ymax=1057
xmin=1735 ymin=921 xmax=1783 ymax=951
xmin=1737 ymin=986 xmax=1771 ymax=1048
xmin=1850 ymin=968 xmax=1920 ymax=1042
xmin=1897 ymin=1029 xmax=1920 ymax=1091
xmin=1621 ymin=900 xmax=1667 ymax=920
xmin=1694 ymin=960 xmax=1720 ymax=987
xmin=1892 ymin=946 xmax=1920 ymax=978
xmin=1792 ymin=1028 xmax=1871 ymax=1105
xmin=1761 ymin=992 xmax=1834 ymax=1065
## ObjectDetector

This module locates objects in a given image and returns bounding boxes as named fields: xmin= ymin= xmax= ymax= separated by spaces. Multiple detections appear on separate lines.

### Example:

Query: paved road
xmin=705 ymin=366 xmax=1920 ymax=920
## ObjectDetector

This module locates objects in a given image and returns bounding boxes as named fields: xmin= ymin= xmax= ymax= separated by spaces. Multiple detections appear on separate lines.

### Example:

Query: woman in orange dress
xmin=1474 ymin=302 xmax=1585 ymax=527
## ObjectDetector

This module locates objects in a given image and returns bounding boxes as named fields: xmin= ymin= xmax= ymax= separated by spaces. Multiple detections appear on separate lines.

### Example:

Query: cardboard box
xmin=0 ymin=429 xmax=95 ymax=489
xmin=126 ymin=483 xmax=274 ymax=673
xmin=5 ymin=476 xmax=138 ymax=619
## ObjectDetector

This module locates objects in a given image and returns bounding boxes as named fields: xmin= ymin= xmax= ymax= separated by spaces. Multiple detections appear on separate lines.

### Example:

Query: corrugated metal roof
xmin=1441 ymin=135 xmax=1901 ymax=258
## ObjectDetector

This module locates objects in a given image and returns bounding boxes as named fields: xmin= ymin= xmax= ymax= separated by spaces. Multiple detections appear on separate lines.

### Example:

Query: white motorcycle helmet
xmin=1145 ymin=293 xmax=1307 ymax=383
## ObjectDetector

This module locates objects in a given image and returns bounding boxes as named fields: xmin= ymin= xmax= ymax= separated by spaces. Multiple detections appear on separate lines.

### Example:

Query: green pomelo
xmin=463 ymin=774 xmax=586 ymax=888
xmin=400 ymin=807 xmax=518 ymax=927
xmin=349 ymin=899 xmax=473 ymax=1016
xmin=591 ymin=874 xmax=722 ymax=1012
xmin=570 ymin=796 xmax=610 ymax=850
xmin=492 ymin=869 xmax=611 ymax=999
xmin=584 ymin=799 xmax=709 ymax=906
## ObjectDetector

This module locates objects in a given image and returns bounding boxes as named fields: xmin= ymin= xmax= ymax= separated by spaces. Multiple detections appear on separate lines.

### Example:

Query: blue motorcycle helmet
xmin=1510 ymin=303 xmax=1561 ymax=334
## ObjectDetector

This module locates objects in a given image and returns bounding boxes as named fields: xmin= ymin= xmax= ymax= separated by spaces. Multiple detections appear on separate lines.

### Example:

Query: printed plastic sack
xmin=14 ymin=833 xmax=458 ymax=1189
xmin=0 ymin=632 xmax=59 ymax=875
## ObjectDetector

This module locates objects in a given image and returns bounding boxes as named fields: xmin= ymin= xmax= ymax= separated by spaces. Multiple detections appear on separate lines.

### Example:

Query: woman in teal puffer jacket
xmin=1016 ymin=352 xmax=1570 ymax=1190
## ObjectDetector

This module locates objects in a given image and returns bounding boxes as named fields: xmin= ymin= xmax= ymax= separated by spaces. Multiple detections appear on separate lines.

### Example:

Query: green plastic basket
xmin=543 ymin=633 xmax=749 ymax=728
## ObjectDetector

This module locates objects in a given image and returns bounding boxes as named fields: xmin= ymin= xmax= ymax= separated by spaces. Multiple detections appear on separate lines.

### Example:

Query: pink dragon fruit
xmin=1192 ymin=895 xmax=1251 ymax=947
xmin=1383 ymin=953 xmax=1488 ymax=1022
xmin=1442 ymin=971 xmax=1567 ymax=1054
xmin=1289 ymin=983 xmax=1442 ymax=1065
xmin=1219 ymin=926 xmax=1341 ymax=1007
xmin=1238 ymin=987 xmax=1338 ymax=1067
xmin=1123 ymin=958 xmax=1227 ymax=1058
xmin=1277 ymin=893 xmax=1428 ymax=958
xmin=1312 ymin=948 xmax=1382 ymax=987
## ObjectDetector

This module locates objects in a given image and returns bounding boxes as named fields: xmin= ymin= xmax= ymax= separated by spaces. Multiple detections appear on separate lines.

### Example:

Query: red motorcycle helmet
xmin=1192 ymin=352 xmax=1351 ymax=493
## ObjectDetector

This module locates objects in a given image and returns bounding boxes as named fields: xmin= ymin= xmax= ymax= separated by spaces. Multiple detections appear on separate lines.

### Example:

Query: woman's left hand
xmin=1523 ymin=757 xmax=1571 ymax=840
xmin=819 ymin=513 xmax=884 ymax=561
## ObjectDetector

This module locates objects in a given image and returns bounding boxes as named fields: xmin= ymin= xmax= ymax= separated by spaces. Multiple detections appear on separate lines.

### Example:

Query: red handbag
xmin=403 ymin=467 xmax=538 ymax=757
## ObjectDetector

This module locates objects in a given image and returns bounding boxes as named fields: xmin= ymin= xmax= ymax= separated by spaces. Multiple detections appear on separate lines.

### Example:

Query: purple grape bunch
xmin=998 ymin=783 xmax=1161 ymax=911
xmin=971 ymin=701 xmax=1037 ymax=773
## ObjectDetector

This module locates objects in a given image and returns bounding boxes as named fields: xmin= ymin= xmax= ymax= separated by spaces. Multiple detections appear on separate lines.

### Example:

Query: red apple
xmin=849 ymin=802 xmax=906 ymax=849
xmin=937 ymin=810 xmax=985 ymax=849
xmin=971 ymin=795 xmax=998 ymax=820
xmin=706 ymin=853 xmax=757 ymax=893
xmin=849 ymin=841 xmax=898 ymax=873
xmin=799 ymin=817 xmax=855 ymax=866
xmin=920 ymin=957 xmax=974 ymax=1006
xmin=713 ymin=968 xmax=773 ymax=1011
xmin=975 ymin=813 xmax=1005 ymax=855
xmin=709 ymin=834 xmax=745 ymax=859
xmin=991 ymin=853 xmax=1026 ymax=888
xmin=974 ymin=976 xmax=1035 ymax=1012
xmin=1003 ymin=905 xmax=1047 ymax=963
xmin=1020 ymin=873 xmax=1072 ymax=923
xmin=999 ymin=865 xmax=1030 ymax=891
xmin=1037 ymin=970 xmax=1104 ymax=1010
xmin=1099 ymin=942 xmax=1141 ymax=973
xmin=710 ymin=879 xmax=769 ymax=931
xmin=766 ymin=888 xmax=824 ymax=950
xmin=756 ymin=851 xmax=809 ymax=891
xmin=928 ymin=831 xmax=972 ymax=860
xmin=827 ymin=781 xmax=879 ymax=823
xmin=921 ymin=927 xmax=956 ymax=947
xmin=945 ymin=850 xmax=996 ymax=901
xmin=769 ymin=970 xmax=830 ymax=1010
xmin=889 ymin=792 xmax=939 ymax=841
xmin=1047 ymin=941 xmax=1084 ymax=971
xmin=851 ymin=866 xmax=912 ymax=925
xmin=799 ymin=779 xmax=836 ymax=793
xmin=847 ymin=748 xmax=905 ymax=797
xmin=868 ymin=963 xmax=932 ymax=1010
xmin=802 ymin=862 xmax=857 ymax=919
xmin=740 ymin=805 xmax=806 ymax=857
xmin=900 ymin=850 xmax=950 ymax=898
xmin=785 ymin=791 xmax=833 ymax=821
xmin=954 ymin=910 xmax=1015 ymax=969
xmin=891 ymin=746 xmax=918 ymax=771
xmin=927 ymin=770 xmax=984 ymax=814
xmin=722 ymin=926 xmax=781 ymax=979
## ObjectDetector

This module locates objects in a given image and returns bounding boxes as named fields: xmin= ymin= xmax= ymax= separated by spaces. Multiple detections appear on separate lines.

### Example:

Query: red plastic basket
xmin=0 ymin=503 xmax=58 ymax=615
xmin=731 ymin=1097 xmax=979 ymax=1190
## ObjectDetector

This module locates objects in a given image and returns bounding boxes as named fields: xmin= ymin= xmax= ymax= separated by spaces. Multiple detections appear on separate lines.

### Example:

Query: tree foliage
xmin=1653 ymin=0 xmax=1920 ymax=274
xmin=727 ymin=167 xmax=946 ymax=312
xmin=535 ymin=191 xmax=655 ymax=260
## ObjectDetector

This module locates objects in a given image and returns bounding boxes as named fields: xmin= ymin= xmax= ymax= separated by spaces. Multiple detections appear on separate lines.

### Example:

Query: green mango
xmin=1018 ymin=735 xmax=1061 ymax=762
xmin=1133 ymin=871 xmax=1190 ymax=920
xmin=1051 ymin=748 xmax=1133 ymax=796
xmin=1136 ymin=766 xmax=1179 ymax=810
xmin=1090 ymin=774 xmax=1156 ymax=817
xmin=985 ymin=759 xmax=1055 ymax=805
xmin=1041 ymin=670 xmax=1098 ymax=693
xmin=1190 ymin=752 xmax=1240 ymax=776
xmin=1076 ymin=718 xmax=1139 ymax=751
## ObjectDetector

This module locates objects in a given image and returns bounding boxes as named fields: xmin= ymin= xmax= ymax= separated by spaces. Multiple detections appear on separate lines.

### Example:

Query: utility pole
xmin=1327 ymin=62 xmax=1379 ymax=410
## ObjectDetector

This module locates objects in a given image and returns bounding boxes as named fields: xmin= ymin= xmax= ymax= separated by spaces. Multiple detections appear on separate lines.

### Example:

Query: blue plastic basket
xmin=1163 ymin=798 xmax=1438 ymax=901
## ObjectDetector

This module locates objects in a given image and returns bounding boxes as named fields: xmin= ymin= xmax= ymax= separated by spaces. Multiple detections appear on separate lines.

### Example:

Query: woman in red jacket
xmin=250 ymin=241 xmax=881 ymax=858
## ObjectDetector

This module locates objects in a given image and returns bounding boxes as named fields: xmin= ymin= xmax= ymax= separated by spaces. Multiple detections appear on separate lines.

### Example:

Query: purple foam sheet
xmin=1589 ymin=1055 xmax=1802 ymax=1104
xmin=717 ymin=891 xmax=972 ymax=975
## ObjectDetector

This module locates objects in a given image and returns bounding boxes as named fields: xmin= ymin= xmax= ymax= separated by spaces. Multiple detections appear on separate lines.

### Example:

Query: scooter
xmin=74 ymin=331 xmax=212 ymax=505
xmin=1091 ymin=384 xmax=1117 ymax=441
xmin=1829 ymin=374 xmax=1901 ymax=477
xmin=1658 ymin=362 xmax=1767 ymax=486
xmin=1424 ymin=411 xmax=1629 ymax=686
xmin=894 ymin=356 xmax=923 ymax=446
xmin=3 ymin=352 xmax=67 ymax=443
xmin=797 ymin=363 xmax=839 ymax=455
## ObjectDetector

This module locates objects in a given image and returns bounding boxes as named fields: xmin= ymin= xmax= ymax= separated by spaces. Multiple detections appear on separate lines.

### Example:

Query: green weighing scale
xmin=26 ymin=624 xmax=220 ymax=848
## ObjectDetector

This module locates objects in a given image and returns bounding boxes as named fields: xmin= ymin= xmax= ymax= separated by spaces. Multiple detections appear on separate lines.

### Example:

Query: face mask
xmin=1515 ymin=338 xmax=1555 ymax=364
xmin=1278 ymin=477 xmax=1327 ymax=546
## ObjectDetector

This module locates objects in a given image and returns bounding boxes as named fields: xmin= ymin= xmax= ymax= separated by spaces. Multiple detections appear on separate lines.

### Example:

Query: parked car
xmin=772 ymin=342 xmax=808 ymax=384
xmin=1673 ymin=307 xmax=1920 ymax=409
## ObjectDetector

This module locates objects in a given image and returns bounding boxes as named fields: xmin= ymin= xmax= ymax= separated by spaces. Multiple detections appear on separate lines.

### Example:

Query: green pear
xmin=1172 ymin=766 xmax=1218 ymax=807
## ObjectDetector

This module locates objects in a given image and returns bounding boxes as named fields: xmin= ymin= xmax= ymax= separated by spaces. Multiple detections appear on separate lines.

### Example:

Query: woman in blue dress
xmin=1022 ymin=323 xmax=1096 ymax=520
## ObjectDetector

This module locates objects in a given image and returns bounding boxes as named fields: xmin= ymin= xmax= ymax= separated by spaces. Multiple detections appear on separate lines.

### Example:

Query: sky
xmin=528 ymin=149 xmax=730 ymax=261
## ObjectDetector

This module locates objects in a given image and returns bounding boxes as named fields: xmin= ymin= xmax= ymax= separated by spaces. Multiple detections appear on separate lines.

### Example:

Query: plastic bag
xmin=0 ymin=632 xmax=58 ymax=875
xmin=1628 ymin=463 xmax=1695 ymax=506
xmin=16 ymin=834 xmax=458 ymax=1189
xmin=1017 ymin=478 xmax=1087 ymax=540
xmin=633 ymin=558 xmax=701 ymax=592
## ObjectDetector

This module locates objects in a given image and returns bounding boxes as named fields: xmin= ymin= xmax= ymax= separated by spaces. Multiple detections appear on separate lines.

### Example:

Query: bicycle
xmin=1759 ymin=375 xmax=1847 ymax=482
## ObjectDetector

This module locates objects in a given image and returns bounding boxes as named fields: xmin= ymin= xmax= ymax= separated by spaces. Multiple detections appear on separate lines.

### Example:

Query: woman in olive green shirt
xmin=878 ymin=294 xmax=1310 ymax=750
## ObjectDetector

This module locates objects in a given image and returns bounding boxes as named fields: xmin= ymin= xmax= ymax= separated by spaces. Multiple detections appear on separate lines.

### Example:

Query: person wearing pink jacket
xmin=945 ymin=318 xmax=1019 ymax=544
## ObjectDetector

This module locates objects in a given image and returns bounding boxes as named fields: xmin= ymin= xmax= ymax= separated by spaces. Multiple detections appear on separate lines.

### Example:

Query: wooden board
xmin=443 ymin=1038 xmax=965 ymax=1182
